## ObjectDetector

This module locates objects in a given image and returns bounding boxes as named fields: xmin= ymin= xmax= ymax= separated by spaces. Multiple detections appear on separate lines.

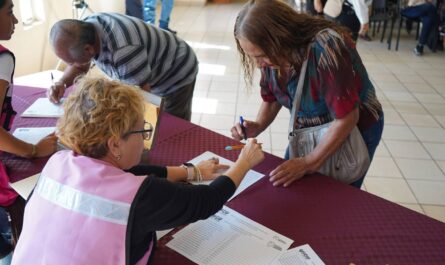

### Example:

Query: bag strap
xmin=288 ymin=57 xmax=309 ymax=135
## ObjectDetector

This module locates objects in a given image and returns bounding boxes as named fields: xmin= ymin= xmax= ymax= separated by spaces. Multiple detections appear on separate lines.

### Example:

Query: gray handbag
xmin=288 ymin=56 xmax=370 ymax=184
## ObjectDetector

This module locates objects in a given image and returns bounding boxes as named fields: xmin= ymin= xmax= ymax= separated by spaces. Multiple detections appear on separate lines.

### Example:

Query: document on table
xmin=21 ymin=98 xmax=64 ymax=118
xmin=157 ymin=152 xmax=264 ymax=241
xmin=10 ymin=174 xmax=39 ymax=199
xmin=167 ymin=206 xmax=293 ymax=265
xmin=188 ymin=151 xmax=264 ymax=200
xmin=13 ymin=127 xmax=56 ymax=144
xmin=271 ymin=244 xmax=325 ymax=265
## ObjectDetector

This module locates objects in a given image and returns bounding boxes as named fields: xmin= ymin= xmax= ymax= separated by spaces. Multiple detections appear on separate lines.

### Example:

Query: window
xmin=19 ymin=0 xmax=45 ymax=28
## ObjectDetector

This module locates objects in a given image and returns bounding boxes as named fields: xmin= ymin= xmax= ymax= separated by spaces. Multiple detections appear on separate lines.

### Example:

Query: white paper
xmin=14 ymin=70 xmax=63 ymax=89
xmin=167 ymin=206 xmax=293 ymax=265
xmin=188 ymin=151 xmax=264 ymax=200
xmin=10 ymin=174 xmax=39 ymax=199
xmin=13 ymin=127 xmax=56 ymax=145
xmin=21 ymin=98 xmax=64 ymax=118
xmin=156 ymin=229 xmax=173 ymax=240
xmin=271 ymin=244 xmax=325 ymax=265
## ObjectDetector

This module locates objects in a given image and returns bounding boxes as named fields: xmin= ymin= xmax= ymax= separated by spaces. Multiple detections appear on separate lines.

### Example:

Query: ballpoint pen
xmin=239 ymin=116 xmax=247 ymax=140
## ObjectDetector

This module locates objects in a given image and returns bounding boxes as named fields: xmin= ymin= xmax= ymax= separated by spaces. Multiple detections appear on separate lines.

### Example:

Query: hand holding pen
xmin=48 ymin=72 xmax=66 ymax=104
xmin=230 ymin=116 xmax=263 ymax=141
xmin=239 ymin=116 xmax=248 ymax=140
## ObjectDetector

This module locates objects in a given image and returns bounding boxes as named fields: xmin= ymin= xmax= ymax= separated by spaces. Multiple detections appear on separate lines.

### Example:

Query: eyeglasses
xmin=126 ymin=121 xmax=153 ymax=140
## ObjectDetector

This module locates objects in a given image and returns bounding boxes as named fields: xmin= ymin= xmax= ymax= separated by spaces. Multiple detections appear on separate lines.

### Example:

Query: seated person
xmin=402 ymin=0 xmax=439 ymax=55
xmin=0 ymin=0 xmax=57 ymax=262
xmin=12 ymin=76 xmax=264 ymax=265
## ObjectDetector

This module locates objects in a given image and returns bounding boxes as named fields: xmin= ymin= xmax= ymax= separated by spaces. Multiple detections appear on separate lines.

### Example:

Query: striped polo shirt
xmin=85 ymin=13 xmax=198 ymax=96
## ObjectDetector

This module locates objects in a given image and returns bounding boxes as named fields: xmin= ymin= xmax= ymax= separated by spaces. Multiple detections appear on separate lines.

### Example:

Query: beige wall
xmin=0 ymin=0 xmax=125 ymax=77
xmin=1 ymin=0 xmax=205 ymax=77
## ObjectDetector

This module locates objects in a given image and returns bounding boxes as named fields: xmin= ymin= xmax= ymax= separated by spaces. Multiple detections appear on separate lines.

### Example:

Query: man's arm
xmin=48 ymin=63 xmax=91 ymax=103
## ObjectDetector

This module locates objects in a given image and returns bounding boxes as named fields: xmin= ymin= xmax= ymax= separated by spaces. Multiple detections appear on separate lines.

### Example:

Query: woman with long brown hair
xmin=231 ymin=0 xmax=384 ymax=188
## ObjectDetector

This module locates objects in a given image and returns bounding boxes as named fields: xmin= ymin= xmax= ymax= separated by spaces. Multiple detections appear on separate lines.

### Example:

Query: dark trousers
xmin=335 ymin=4 xmax=361 ymax=41
xmin=402 ymin=3 xmax=438 ymax=45
xmin=0 ymin=208 xmax=12 ymax=258
xmin=126 ymin=0 xmax=143 ymax=19
xmin=163 ymin=79 xmax=195 ymax=121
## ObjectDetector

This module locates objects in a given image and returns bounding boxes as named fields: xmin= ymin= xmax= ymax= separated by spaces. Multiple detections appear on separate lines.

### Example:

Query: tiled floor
xmin=168 ymin=2 xmax=445 ymax=223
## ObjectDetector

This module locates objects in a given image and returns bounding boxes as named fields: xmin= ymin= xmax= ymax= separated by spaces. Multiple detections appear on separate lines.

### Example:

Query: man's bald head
xmin=50 ymin=19 xmax=96 ymax=60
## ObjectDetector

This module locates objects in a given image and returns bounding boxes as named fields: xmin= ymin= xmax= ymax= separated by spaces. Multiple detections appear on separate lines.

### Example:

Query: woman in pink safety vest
xmin=12 ymin=76 xmax=264 ymax=265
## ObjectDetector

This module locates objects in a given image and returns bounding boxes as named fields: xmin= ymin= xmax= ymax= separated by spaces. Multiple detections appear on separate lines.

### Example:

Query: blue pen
xmin=239 ymin=116 xmax=247 ymax=140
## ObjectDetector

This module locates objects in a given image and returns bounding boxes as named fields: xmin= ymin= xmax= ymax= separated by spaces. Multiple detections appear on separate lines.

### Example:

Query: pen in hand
xmin=239 ymin=116 xmax=247 ymax=140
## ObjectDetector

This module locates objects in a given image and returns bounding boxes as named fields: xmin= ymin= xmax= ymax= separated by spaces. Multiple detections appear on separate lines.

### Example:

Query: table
xmin=6 ymin=85 xmax=445 ymax=265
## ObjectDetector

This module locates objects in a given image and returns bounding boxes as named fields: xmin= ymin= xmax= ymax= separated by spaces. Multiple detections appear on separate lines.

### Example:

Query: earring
xmin=116 ymin=154 xmax=121 ymax=161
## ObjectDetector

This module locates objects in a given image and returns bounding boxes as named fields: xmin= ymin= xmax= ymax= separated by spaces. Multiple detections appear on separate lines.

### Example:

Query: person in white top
xmin=317 ymin=0 xmax=370 ymax=41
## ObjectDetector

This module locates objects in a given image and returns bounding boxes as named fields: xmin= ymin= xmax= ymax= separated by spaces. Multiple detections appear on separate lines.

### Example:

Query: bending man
xmin=49 ymin=12 xmax=198 ymax=120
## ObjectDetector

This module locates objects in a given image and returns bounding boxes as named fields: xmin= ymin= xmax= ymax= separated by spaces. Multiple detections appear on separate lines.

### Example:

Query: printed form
xmin=271 ymin=244 xmax=325 ymax=265
xmin=13 ymin=127 xmax=56 ymax=144
xmin=21 ymin=98 xmax=64 ymax=118
xmin=188 ymin=151 xmax=264 ymax=200
xmin=157 ymin=151 xmax=264 ymax=240
xmin=167 ymin=206 xmax=293 ymax=265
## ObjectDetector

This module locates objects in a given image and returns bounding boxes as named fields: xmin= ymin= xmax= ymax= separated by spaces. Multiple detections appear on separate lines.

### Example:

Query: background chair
xmin=369 ymin=0 xmax=398 ymax=49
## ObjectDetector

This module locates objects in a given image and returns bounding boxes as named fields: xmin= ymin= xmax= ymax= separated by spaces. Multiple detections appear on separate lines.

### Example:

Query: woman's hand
xmin=197 ymin=158 xmax=230 ymax=181
xmin=269 ymin=157 xmax=309 ymax=187
xmin=230 ymin=119 xmax=262 ymax=141
xmin=34 ymin=133 xmax=58 ymax=158
xmin=237 ymin=138 xmax=264 ymax=169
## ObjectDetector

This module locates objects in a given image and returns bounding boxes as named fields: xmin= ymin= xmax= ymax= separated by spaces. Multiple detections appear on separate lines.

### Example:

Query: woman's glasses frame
xmin=125 ymin=121 xmax=153 ymax=140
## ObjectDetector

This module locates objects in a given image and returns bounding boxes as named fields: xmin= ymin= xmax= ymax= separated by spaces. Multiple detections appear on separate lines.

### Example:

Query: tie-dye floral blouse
xmin=260 ymin=29 xmax=382 ymax=132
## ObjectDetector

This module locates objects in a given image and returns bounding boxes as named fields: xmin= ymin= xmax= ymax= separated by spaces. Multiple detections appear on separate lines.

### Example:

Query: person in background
xmin=231 ymin=0 xmax=383 ymax=188
xmin=125 ymin=0 xmax=143 ymax=19
xmin=48 ymin=12 xmax=197 ymax=121
xmin=143 ymin=0 xmax=177 ymax=34
xmin=0 ymin=0 xmax=57 ymax=263
xmin=401 ymin=0 xmax=439 ymax=55
xmin=322 ymin=0 xmax=371 ymax=41
xmin=12 ymin=76 xmax=264 ymax=265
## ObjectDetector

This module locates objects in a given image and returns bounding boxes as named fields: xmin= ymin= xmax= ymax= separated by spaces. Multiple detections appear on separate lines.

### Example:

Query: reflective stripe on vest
xmin=35 ymin=176 xmax=131 ymax=225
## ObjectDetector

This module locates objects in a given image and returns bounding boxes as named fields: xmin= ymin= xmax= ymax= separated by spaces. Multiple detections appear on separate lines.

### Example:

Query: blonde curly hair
xmin=57 ymin=76 xmax=145 ymax=159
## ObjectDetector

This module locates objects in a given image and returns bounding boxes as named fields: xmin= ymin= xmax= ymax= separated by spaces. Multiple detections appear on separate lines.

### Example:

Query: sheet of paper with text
xmin=167 ymin=206 xmax=294 ymax=265
xmin=188 ymin=151 xmax=264 ymax=200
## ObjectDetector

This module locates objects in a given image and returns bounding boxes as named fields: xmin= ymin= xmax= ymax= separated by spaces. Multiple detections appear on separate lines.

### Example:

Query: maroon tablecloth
xmin=5 ymin=85 xmax=445 ymax=264
xmin=149 ymin=117 xmax=445 ymax=265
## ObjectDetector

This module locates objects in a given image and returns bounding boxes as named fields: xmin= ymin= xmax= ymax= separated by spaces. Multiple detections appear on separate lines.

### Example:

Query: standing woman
xmin=231 ymin=0 xmax=384 ymax=188
xmin=0 ymin=0 xmax=57 ymax=263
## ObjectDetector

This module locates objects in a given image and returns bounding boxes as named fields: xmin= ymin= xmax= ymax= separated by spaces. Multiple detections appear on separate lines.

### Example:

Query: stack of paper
xmin=21 ymin=98 xmax=64 ymax=118
xmin=13 ymin=127 xmax=56 ymax=144
xmin=167 ymin=206 xmax=294 ymax=265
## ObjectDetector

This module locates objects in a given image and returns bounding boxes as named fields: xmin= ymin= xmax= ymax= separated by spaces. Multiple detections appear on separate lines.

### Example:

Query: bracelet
xmin=55 ymin=81 xmax=67 ymax=88
xmin=182 ymin=163 xmax=203 ymax=182
xmin=30 ymin=144 xmax=37 ymax=158
xmin=181 ymin=163 xmax=194 ymax=181
xmin=193 ymin=165 xmax=203 ymax=182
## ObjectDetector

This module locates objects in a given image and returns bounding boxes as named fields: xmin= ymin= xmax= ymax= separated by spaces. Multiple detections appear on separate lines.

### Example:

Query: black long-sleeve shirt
xmin=125 ymin=165 xmax=236 ymax=265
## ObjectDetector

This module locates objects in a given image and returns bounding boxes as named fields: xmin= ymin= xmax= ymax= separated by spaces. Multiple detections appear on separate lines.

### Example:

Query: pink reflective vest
xmin=12 ymin=150 xmax=150 ymax=265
